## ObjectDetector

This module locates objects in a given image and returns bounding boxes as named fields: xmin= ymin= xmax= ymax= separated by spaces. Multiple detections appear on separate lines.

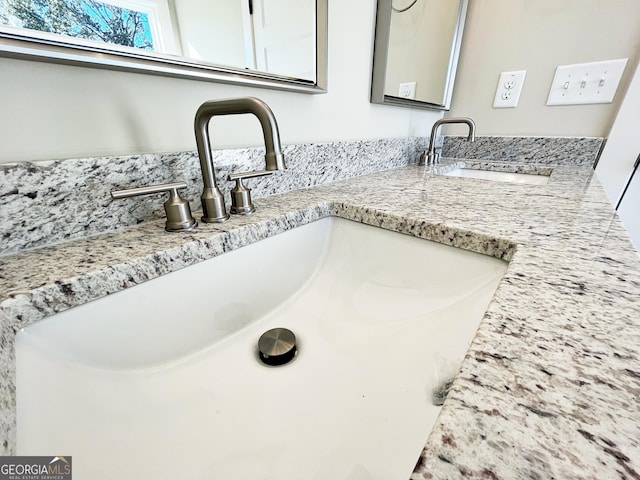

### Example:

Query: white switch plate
xmin=493 ymin=70 xmax=526 ymax=108
xmin=546 ymin=59 xmax=628 ymax=106
xmin=398 ymin=82 xmax=416 ymax=99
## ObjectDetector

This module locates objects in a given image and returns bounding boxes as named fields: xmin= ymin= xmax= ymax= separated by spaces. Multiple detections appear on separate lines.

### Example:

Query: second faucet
xmin=419 ymin=117 xmax=476 ymax=166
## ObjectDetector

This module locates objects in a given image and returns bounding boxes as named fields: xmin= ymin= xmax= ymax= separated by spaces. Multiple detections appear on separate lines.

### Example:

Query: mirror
xmin=0 ymin=0 xmax=327 ymax=93
xmin=371 ymin=0 xmax=468 ymax=110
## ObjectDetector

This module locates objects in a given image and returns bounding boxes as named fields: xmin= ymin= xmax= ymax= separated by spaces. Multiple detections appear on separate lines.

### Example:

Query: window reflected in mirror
xmin=0 ymin=0 xmax=317 ymax=82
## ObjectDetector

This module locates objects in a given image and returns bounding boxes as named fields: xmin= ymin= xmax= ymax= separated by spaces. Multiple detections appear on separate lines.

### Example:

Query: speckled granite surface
xmin=2 ymin=137 xmax=637 ymax=478
xmin=443 ymin=136 xmax=603 ymax=166
xmin=0 ymin=136 xmax=602 ymax=255
xmin=0 ymin=138 xmax=427 ymax=255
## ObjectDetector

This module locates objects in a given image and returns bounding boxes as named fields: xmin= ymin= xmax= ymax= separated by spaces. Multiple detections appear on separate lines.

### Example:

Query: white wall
xmin=445 ymin=0 xmax=640 ymax=137
xmin=0 ymin=1 xmax=441 ymax=164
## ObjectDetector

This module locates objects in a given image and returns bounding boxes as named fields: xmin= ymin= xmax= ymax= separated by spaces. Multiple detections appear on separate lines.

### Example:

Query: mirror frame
xmin=371 ymin=0 xmax=468 ymax=110
xmin=0 ymin=1 xmax=327 ymax=94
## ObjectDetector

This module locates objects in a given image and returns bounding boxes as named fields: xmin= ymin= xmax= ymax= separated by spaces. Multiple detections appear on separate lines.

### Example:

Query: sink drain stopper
xmin=258 ymin=327 xmax=297 ymax=366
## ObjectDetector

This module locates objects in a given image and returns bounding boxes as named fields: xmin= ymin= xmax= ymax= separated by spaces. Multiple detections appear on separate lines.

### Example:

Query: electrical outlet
xmin=398 ymin=82 xmax=416 ymax=99
xmin=493 ymin=70 xmax=527 ymax=108
xmin=546 ymin=59 xmax=627 ymax=105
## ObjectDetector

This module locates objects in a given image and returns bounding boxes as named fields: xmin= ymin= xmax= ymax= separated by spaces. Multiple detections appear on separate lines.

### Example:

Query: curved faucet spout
xmin=419 ymin=117 xmax=476 ymax=166
xmin=194 ymin=97 xmax=286 ymax=223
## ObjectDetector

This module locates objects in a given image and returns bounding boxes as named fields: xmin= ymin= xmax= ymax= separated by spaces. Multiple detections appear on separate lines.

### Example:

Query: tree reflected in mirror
xmin=3 ymin=0 xmax=154 ymax=50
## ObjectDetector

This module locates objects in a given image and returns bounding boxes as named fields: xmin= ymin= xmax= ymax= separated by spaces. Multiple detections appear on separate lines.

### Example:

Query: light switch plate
xmin=546 ymin=59 xmax=628 ymax=106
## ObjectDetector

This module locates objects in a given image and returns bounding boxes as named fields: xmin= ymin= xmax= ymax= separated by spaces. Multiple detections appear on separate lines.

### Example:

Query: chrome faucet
xmin=419 ymin=117 xmax=476 ymax=166
xmin=194 ymin=97 xmax=286 ymax=222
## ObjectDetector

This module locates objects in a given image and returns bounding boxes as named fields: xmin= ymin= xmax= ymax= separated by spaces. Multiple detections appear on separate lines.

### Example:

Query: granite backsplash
xmin=443 ymin=135 xmax=603 ymax=166
xmin=0 ymin=136 xmax=603 ymax=255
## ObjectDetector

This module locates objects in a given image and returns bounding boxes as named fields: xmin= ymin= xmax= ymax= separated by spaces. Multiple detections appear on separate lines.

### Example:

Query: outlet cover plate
xmin=547 ymin=59 xmax=628 ymax=106
xmin=493 ymin=70 xmax=527 ymax=108
xmin=398 ymin=82 xmax=416 ymax=99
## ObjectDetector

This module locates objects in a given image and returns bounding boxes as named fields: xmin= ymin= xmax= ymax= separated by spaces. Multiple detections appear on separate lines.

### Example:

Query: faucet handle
xmin=228 ymin=169 xmax=275 ymax=181
xmin=111 ymin=182 xmax=198 ymax=232
xmin=418 ymin=148 xmax=442 ymax=166
xmin=227 ymin=170 xmax=274 ymax=215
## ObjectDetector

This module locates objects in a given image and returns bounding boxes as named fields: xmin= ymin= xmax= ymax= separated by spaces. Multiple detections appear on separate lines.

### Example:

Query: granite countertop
xmin=1 ymin=160 xmax=640 ymax=478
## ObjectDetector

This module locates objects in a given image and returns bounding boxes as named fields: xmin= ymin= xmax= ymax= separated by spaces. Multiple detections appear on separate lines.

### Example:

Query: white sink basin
xmin=17 ymin=216 xmax=507 ymax=480
xmin=444 ymin=167 xmax=550 ymax=185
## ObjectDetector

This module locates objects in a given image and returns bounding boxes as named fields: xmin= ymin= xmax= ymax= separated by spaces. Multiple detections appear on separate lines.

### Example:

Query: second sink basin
xmin=444 ymin=167 xmax=550 ymax=185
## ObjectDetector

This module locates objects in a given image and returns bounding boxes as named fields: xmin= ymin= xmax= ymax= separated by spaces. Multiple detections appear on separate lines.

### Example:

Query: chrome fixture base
xmin=201 ymin=187 xmax=230 ymax=223
xmin=227 ymin=170 xmax=274 ymax=216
